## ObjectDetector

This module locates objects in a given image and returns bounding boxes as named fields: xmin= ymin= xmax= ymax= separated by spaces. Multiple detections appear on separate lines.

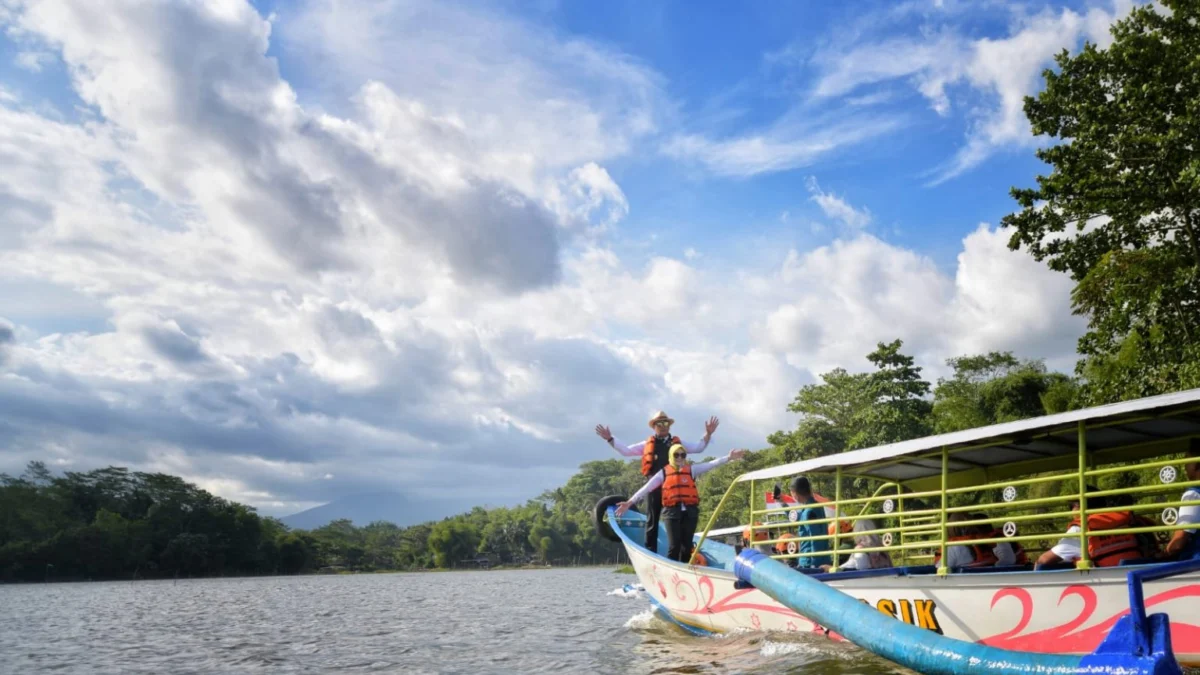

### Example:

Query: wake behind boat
xmin=598 ymin=388 xmax=1200 ymax=672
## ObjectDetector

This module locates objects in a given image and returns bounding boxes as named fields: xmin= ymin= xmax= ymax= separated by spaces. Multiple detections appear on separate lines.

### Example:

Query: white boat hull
xmin=623 ymin=540 xmax=1200 ymax=666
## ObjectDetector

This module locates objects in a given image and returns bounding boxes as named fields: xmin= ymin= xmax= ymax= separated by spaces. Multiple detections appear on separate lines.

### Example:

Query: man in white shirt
xmin=596 ymin=411 xmax=719 ymax=553
xmin=1165 ymin=444 xmax=1199 ymax=560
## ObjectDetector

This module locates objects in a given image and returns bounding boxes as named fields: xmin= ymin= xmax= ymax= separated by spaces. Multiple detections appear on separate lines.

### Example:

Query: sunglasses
xmin=672 ymin=452 xmax=687 ymax=458
xmin=655 ymin=421 xmax=672 ymax=427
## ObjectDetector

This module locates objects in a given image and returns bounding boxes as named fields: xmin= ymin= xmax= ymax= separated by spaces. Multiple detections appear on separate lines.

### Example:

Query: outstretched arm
xmin=682 ymin=416 xmax=720 ymax=453
xmin=615 ymin=471 xmax=665 ymax=515
xmin=595 ymin=424 xmax=645 ymax=457
xmin=691 ymin=448 xmax=748 ymax=478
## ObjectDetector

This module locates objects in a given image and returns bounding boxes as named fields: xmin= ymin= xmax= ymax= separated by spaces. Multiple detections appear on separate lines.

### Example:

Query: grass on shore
xmin=613 ymin=565 xmax=635 ymax=574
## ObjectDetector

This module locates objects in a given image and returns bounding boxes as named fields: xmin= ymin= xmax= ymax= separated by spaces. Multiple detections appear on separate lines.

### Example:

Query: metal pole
xmin=938 ymin=446 xmax=949 ymax=576
xmin=690 ymin=478 xmax=740 ymax=565
xmin=1076 ymin=420 xmax=1092 ymax=570
xmin=832 ymin=467 xmax=843 ymax=571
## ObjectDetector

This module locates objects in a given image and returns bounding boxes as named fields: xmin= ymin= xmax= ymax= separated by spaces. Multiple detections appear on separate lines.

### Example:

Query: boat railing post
xmin=691 ymin=478 xmax=740 ymax=565
xmin=938 ymin=446 xmax=949 ymax=576
xmin=1077 ymin=420 xmax=1092 ymax=570
xmin=832 ymin=467 xmax=842 ymax=571
xmin=894 ymin=483 xmax=905 ymax=567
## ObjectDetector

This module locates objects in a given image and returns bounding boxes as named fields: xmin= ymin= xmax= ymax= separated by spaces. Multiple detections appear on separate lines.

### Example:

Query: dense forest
xmin=3 ymin=0 xmax=1199 ymax=582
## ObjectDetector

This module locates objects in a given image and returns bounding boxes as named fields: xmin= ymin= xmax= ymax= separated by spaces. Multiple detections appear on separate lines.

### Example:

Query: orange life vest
xmin=662 ymin=464 xmax=700 ymax=507
xmin=742 ymin=523 xmax=770 ymax=548
xmin=642 ymin=434 xmax=682 ymax=476
xmin=775 ymin=532 xmax=801 ymax=555
xmin=691 ymin=552 xmax=709 ymax=567
xmin=1068 ymin=512 xmax=1141 ymax=567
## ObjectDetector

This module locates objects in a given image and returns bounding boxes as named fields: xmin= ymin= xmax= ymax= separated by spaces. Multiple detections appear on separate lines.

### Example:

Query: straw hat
xmin=648 ymin=410 xmax=675 ymax=428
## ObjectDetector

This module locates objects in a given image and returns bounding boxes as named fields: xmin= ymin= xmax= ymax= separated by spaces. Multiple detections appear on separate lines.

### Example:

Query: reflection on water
xmin=4 ymin=567 xmax=1151 ymax=674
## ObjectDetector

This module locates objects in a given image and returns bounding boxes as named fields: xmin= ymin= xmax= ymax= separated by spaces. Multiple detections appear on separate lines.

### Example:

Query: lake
xmin=0 ymin=568 xmax=907 ymax=674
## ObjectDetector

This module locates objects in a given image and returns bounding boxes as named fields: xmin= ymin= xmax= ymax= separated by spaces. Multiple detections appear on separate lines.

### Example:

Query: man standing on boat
xmin=595 ymin=411 xmax=719 ymax=553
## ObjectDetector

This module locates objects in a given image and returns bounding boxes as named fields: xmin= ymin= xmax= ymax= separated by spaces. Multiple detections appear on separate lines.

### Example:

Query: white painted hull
xmin=623 ymin=541 xmax=1200 ymax=666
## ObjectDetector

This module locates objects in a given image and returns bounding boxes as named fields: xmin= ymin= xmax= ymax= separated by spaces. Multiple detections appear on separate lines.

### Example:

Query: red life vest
xmin=1068 ymin=512 xmax=1141 ymax=567
xmin=662 ymin=465 xmax=700 ymax=507
xmin=642 ymin=434 xmax=682 ymax=476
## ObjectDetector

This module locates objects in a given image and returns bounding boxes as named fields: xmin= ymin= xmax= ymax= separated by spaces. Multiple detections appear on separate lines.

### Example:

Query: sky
xmin=0 ymin=0 xmax=1134 ymax=517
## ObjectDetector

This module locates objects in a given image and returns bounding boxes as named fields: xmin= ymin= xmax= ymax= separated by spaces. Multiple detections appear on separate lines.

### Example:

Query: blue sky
xmin=0 ymin=0 xmax=1130 ymax=517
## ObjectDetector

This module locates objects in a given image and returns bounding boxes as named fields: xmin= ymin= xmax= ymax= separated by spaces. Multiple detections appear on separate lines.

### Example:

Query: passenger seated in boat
xmin=1106 ymin=494 xmax=1161 ymax=559
xmin=934 ymin=513 xmax=977 ymax=569
xmin=964 ymin=514 xmax=1028 ymax=567
xmin=789 ymin=477 xmax=832 ymax=569
xmin=1164 ymin=445 xmax=1199 ymax=561
xmin=820 ymin=519 xmax=892 ymax=572
xmin=616 ymin=447 xmax=748 ymax=563
xmin=1036 ymin=488 xmax=1141 ymax=569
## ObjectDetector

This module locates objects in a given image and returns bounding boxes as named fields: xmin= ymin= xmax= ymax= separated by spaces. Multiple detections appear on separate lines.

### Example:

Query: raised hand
xmin=614 ymin=501 xmax=633 ymax=516
xmin=704 ymin=416 xmax=720 ymax=438
xmin=595 ymin=424 xmax=613 ymax=442
xmin=729 ymin=448 xmax=748 ymax=460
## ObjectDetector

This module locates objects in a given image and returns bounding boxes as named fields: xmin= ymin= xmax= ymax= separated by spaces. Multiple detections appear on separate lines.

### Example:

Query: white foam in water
xmin=760 ymin=640 xmax=820 ymax=658
xmin=607 ymin=585 xmax=644 ymax=598
xmin=624 ymin=609 xmax=657 ymax=630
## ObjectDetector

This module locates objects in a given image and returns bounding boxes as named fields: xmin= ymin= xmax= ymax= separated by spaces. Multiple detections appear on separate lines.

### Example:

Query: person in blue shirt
xmin=790 ymin=476 xmax=832 ymax=568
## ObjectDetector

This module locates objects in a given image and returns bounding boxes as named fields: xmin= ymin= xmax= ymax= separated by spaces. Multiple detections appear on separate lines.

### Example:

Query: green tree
xmin=932 ymin=352 xmax=1077 ymax=433
xmin=427 ymin=520 xmax=480 ymax=568
xmin=1002 ymin=0 xmax=1200 ymax=403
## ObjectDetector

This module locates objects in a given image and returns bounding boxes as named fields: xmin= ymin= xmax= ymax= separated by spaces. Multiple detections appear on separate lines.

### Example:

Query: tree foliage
xmin=1002 ymin=0 xmax=1200 ymax=402
xmin=932 ymin=352 xmax=1078 ymax=433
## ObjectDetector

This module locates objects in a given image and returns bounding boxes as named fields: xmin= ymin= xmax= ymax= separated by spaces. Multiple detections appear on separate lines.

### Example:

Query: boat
xmin=597 ymin=388 xmax=1200 ymax=670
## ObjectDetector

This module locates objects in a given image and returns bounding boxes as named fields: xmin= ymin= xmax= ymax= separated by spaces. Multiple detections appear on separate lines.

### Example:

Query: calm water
xmin=0 ymin=568 xmax=906 ymax=674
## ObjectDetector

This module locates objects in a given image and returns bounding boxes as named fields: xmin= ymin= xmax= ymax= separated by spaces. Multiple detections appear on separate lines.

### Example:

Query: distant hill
xmin=280 ymin=491 xmax=467 ymax=530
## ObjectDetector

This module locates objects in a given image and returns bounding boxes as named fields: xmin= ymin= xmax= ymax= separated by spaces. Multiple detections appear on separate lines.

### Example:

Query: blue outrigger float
xmin=600 ymin=388 xmax=1200 ymax=674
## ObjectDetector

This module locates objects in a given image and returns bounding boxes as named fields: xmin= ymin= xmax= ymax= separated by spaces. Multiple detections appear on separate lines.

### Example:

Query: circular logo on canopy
xmin=787 ymin=509 xmax=798 ymax=522
xmin=882 ymin=533 xmax=893 ymax=547
xmin=1002 ymin=486 xmax=1018 ymax=502
xmin=1002 ymin=522 xmax=1018 ymax=538
xmin=882 ymin=499 xmax=895 ymax=514
xmin=1160 ymin=466 xmax=1178 ymax=484
xmin=787 ymin=541 xmax=798 ymax=555
xmin=1162 ymin=508 xmax=1179 ymax=525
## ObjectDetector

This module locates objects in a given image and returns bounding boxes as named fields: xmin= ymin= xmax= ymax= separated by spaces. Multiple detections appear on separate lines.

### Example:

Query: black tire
xmin=594 ymin=494 xmax=635 ymax=542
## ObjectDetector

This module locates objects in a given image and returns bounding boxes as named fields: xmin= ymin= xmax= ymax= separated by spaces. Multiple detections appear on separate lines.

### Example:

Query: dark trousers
xmin=663 ymin=505 xmax=700 ymax=563
xmin=644 ymin=488 xmax=663 ymax=552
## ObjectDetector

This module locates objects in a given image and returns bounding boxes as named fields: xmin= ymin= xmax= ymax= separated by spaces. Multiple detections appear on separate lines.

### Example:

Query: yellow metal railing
xmin=722 ymin=449 xmax=1198 ymax=571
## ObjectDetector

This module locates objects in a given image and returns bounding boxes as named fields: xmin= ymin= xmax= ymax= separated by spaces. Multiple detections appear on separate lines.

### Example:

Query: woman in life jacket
xmin=616 ymin=446 xmax=748 ymax=563
xmin=821 ymin=519 xmax=892 ymax=572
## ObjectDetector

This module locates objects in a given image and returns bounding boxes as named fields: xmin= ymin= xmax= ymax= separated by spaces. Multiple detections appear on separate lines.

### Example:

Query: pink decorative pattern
xmin=981 ymin=584 xmax=1200 ymax=653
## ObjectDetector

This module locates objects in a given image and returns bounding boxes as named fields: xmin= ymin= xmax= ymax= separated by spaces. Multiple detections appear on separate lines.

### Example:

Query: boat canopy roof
xmin=736 ymin=388 xmax=1200 ymax=486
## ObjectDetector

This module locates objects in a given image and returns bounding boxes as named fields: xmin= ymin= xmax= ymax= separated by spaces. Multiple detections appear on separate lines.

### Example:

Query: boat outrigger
xmin=598 ymin=388 xmax=1200 ymax=674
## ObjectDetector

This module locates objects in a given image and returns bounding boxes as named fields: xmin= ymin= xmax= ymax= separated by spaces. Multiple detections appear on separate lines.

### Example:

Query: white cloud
xmin=662 ymin=111 xmax=904 ymax=178
xmin=14 ymin=49 xmax=53 ymax=71
xmin=0 ymin=0 xmax=1086 ymax=518
xmin=806 ymin=177 xmax=871 ymax=230
xmin=805 ymin=1 xmax=1136 ymax=182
